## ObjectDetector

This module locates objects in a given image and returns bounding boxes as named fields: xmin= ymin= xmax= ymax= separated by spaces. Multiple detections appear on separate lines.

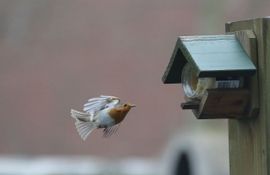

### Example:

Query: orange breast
xmin=108 ymin=108 xmax=129 ymax=124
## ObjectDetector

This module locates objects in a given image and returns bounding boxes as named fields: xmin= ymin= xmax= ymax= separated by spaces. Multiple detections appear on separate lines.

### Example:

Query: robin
xmin=70 ymin=95 xmax=135 ymax=140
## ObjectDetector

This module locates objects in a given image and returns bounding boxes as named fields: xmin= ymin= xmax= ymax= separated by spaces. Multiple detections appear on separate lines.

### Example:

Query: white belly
xmin=96 ymin=108 xmax=115 ymax=127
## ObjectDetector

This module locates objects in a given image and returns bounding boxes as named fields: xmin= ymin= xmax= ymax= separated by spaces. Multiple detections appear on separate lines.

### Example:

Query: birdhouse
xmin=162 ymin=33 xmax=259 ymax=119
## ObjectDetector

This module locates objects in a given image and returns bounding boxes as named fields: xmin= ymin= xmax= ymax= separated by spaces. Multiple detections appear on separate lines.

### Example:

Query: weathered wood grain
xmin=235 ymin=30 xmax=259 ymax=118
xmin=226 ymin=17 xmax=270 ymax=175
xmin=194 ymin=89 xmax=250 ymax=119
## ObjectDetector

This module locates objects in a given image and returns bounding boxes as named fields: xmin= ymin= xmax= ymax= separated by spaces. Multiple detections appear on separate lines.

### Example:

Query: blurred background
xmin=0 ymin=0 xmax=269 ymax=174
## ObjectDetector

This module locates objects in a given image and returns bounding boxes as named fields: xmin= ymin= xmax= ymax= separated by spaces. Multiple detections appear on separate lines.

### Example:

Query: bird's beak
xmin=129 ymin=104 xmax=136 ymax=108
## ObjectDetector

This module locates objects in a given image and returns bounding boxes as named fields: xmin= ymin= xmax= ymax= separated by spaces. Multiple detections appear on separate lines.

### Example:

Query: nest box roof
xmin=162 ymin=34 xmax=256 ymax=84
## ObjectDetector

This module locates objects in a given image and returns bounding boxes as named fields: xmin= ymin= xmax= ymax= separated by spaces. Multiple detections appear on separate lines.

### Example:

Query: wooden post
xmin=226 ymin=17 xmax=270 ymax=175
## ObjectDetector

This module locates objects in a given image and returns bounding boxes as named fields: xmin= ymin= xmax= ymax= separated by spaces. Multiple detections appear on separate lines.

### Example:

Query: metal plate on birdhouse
xmin=162 ymin=34 xmax=257 ymax=84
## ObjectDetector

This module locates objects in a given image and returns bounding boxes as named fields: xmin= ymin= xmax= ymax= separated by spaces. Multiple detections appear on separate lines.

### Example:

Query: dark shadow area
xmin=174 ymin=152 xmax=192 ymax=175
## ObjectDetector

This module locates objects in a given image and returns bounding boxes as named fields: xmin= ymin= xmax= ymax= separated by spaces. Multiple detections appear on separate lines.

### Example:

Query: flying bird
xmin=70 ymin=95 xmax=135 ymax=140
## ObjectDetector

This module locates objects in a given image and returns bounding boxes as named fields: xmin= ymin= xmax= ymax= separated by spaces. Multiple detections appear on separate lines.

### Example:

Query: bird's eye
xmin=124 ymin=104 xmax=128 ymax=107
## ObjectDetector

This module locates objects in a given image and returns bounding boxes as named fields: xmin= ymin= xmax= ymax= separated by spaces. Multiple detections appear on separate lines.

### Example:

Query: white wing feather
xmin=83 ymin=95 xmax=120 ymax=114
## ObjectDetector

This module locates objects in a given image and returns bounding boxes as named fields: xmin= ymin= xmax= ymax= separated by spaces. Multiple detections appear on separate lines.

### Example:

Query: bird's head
xmin=108 ymin=103 xmax=136 ymax=125
xmin=122 ymin=103 xmax=136 ymax=111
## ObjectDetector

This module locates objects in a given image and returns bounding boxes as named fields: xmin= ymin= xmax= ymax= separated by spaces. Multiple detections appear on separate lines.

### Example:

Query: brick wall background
xmin=0 ymin=0 xmax=269 ymax=158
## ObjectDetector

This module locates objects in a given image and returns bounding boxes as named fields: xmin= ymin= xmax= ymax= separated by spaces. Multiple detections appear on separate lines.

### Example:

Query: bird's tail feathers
xmin=70 ymin=109 xmax=97 ymax=140
xmin=75 ymin=120 xmax=97 ymax=140
xmin=71 ymin=109 xmax=89 ymax=120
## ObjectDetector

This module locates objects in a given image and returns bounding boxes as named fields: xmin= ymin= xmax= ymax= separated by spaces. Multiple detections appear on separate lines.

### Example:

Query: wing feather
xmin=83 ymin=95 xmax=120 ymax=114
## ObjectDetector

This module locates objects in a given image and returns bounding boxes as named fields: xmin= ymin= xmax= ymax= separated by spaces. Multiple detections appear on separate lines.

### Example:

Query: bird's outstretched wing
xmin=83 ymin=95 xmax=120 ymax=114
